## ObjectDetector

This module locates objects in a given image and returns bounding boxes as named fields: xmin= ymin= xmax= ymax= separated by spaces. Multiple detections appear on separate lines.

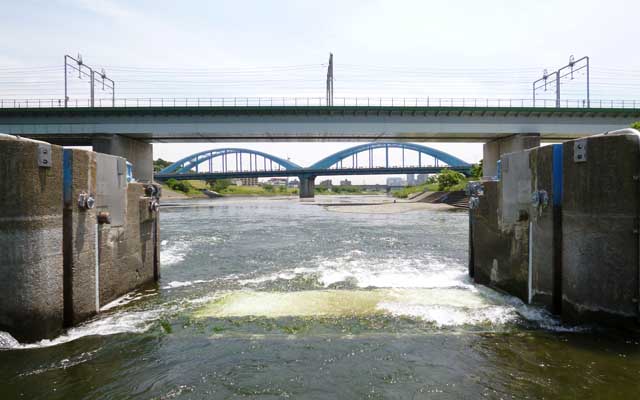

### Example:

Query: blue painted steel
xmin=158 ymin=148 xmax=302 ymax=174
xmin=309 ymin=142 xmax=471 ymax=169
xmin=552 ymin=144 xmax=563 ymax=206
xmin=157 ymin=143 xmax=472 ymax=180
xmin=63 ymin=149 xmax=72 ymax=205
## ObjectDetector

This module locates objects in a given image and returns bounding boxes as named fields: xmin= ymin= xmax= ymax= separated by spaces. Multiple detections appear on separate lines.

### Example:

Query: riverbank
xmin=324 ymin=201 xmax=459 ymax=214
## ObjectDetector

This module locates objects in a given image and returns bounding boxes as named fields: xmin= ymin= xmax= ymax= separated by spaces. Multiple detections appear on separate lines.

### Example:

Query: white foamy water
xmin=162 ymin=279 xmax=215 ymax=289
xmin=239 ymin=254 xmax=473 ymax=290
xmin=9 ymin=309 xmax=164 ymax=349
xmin=160 ymin=239 xmax=191 ymax=266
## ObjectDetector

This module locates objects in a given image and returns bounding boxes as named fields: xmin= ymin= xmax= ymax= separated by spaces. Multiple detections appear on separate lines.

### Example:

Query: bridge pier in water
xmin=482 ymin=133 xmax=540 ymax=178
xmin=469 ymin=128 xmax=640 ymax=325
xmin=0 ymin=134 xmax=160 ymax=342
xmin=92 ymin=135 xmax=154 ymax=182
xmin=299 ymin=175 xmax=316 ymax=199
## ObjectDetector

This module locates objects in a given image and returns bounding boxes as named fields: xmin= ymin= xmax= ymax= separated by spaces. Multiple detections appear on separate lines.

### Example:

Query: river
xmin=1 ymin=196 xmax=639 ymax=399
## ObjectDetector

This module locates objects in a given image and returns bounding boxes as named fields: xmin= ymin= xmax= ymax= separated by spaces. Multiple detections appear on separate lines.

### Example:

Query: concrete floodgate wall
xmin=561 ymin=134 xmax=639 ymax=324
xmin=470 ymin=132 xmax=640 ymax=325
xmin=0 ymin=135 xmax=65 ymax=342
xmin=0 ymin=135 xmax=160 ymax=342
xmin=470 ymin=156 xmax=531 ymax=303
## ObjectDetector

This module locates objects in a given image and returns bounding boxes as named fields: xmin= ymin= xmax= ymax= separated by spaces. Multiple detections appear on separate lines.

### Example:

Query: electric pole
xmin=326 ymin=53 xmax=334 ymax=106
xmin=533 ymin=55 xmax=590 ymax=108
xmin=64 ymin=54 xmax=115 ymax=107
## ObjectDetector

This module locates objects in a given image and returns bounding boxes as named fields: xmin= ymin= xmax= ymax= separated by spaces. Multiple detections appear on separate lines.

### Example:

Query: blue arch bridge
xmin=155 ymin=142 xmax=472 ymax=198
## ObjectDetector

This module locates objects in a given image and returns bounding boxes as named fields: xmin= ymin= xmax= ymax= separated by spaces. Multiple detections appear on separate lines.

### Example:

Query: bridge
xmin=154 ymin=142 xmax=472 ymax=198
xmin=2 ymin=100 xmax=640 ymax=143
xmin=2 ymin=99 xmax=639 ymax=184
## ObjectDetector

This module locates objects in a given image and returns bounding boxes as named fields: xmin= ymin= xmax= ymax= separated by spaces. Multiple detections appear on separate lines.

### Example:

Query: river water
xmin=1 ymin=196 xmax=639 ymax=399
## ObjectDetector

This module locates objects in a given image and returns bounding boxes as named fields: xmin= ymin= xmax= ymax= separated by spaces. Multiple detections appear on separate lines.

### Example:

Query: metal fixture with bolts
xmin=77 ymin=192 xmax=95 ymax=209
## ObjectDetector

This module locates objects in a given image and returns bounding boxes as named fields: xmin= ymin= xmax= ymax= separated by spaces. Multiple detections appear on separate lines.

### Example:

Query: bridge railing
xmin=1 ymin=97 xmax=639 ymax=109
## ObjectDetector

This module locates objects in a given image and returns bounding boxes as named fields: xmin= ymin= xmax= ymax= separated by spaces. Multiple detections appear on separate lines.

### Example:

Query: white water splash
xmin=238 ymin=254 xmax=473 ymax=291
xmin=160 ymin=239 xmax=191 ymax=266
xmin=162 ymin=279 xmax=215 ymax=289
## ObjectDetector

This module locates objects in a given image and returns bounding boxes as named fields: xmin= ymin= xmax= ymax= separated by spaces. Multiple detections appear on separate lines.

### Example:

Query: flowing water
xmin=1 ymin=196 xmax=639 ymax=399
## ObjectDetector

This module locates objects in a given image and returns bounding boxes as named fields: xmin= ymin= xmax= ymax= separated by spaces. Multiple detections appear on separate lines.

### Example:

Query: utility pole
xmin=326 ymin=53 xmax=334 ymax=106
xmin=533 ymin=55 xmax=590 ymax=108
xmin=64 ymin=54 xmax=115 ymax=107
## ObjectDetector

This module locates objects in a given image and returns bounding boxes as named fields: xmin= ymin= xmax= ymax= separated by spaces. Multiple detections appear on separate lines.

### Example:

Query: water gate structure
xmin=2 ymin=101 xmax=640 ymax=342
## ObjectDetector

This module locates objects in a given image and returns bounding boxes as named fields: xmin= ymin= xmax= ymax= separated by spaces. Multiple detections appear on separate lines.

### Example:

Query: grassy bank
xmin=392 ymin=180 xmax=469 ymax=199
xmin=219 ymin=186 xmax=298 ymax=196
xmin=162 ymin=179 xmax=384 ymax=198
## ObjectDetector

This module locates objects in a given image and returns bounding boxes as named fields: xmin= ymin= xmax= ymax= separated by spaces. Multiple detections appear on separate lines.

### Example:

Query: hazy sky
xmin=2 ymin=0 xmax=639 ymax=182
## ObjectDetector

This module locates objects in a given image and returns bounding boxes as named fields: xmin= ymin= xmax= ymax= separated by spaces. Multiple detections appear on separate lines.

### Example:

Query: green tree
xmin=631 ymin=121 xmax=640 ymax=130
xmin=153 ymin=158 xmax=173 ymax=172
xmin=437 ymin=168 xmax=465 ymax=191
xmin=164 ymin=178 xmax=193 ymax=193
xmin=209 ymin=179 xmax=232 ymax=192
xmin=470 ymin=160 xmax=483 ymax=179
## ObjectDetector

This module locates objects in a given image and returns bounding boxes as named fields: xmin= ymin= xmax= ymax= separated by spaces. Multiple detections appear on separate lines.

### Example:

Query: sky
xmin=2 ymin=0 xmax=639 ymax=183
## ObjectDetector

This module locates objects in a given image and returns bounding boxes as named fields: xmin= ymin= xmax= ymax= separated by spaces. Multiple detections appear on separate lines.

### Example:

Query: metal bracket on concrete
xmin=574 ymin=139 xmax=587 ymax=162
xmin=77 ymin=192 xmax=95 ymax=210
xmin=37 ymin=143 xmax=52 ymax=168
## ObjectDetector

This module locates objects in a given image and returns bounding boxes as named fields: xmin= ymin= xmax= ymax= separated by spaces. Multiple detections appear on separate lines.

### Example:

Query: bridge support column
xmin=92 ymin=135 xmax=153 ymax=182
xmin=483 ymin=133 xmax=540 ymax=178
xmin=299 ymin=175 xmax=316 ymax=199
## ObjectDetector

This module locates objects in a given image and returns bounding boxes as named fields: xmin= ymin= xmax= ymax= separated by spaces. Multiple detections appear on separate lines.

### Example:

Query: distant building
xmin=406 ymin=174 xmax=416 ymax=186
xmin=340 ymin=179 xmax=352 ymax=186
xmin=241 ymin=177 xmax=258 ymax=186
xmin=319 ymin=179 xmax=333 ymax=188
xmin=266 ymin=178 xmax=288 ymax=186
xmin=231 ymin=177 xmax=259 ymax=186
xmin=386 ymin=177 xmax=405 ymax=186
xmin=416 ymin=174 xmax=429 ymax=184
xmin=288 ymin=179 xmax=299 ymax=188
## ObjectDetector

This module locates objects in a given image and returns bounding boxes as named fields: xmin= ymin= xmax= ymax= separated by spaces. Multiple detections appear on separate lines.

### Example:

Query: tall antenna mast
xmin=326 ymin=53 xmax=334 ymax=106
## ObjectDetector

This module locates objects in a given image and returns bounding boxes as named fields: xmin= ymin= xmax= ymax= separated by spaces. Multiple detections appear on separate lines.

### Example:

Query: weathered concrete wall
xmin=470 ymin=148 xmax=533 ymax=303
xmin=92 ymin=135 xmax=153 ymax=182
xmin=528 ymin=144 xmax=561 ymax=311
xmin=98 ymin=183 xmax=159 ymax=306
xmin=63 ymin=148 xmax=99 ymax=326
xmin=472 ymin=131 xmax=640 ymax=325
xmin=95 ymin=153 xmax=127 ymax=226
xmin=0 ymin=135 xmax=160 ymax=342
xmin=562 ymin=134 xmax=640 ymax=323
xmin=0 ymin=135 xmax=65 ymax=342
xmin=483 ymin=133 xmax=540 ymax=178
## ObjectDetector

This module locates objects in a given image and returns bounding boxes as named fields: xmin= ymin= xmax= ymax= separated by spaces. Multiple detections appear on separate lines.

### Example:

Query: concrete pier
xmin=92 ymin=135 xmax=154 ymax=182
xmin=299 ymin=175 xmax=316 ymax=199
xmin=0 ymin=134 xmax=160 ymax=342
xmin=483 ymin=133 xmax=540 ymax=178
xmin=470 ymin=129 xmax=640 ymax=325
xmin=0 ymin=135 xmax=65 ymax=342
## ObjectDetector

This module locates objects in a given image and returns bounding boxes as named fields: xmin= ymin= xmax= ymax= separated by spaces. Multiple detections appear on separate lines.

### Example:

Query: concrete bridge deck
xmin=1 ymin=106 xmax=639 ymax=143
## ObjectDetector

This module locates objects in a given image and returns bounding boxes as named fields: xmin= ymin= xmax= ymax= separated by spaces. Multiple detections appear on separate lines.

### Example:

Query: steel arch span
xmin=158 ymin=148 xmax=302 ymax=174
xmin=309 ymin=142 xmax=471 ymax=170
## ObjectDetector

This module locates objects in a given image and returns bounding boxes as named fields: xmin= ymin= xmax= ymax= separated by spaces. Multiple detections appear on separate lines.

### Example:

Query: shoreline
xmin=323 ymin=201 xmax=460 ymax=214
